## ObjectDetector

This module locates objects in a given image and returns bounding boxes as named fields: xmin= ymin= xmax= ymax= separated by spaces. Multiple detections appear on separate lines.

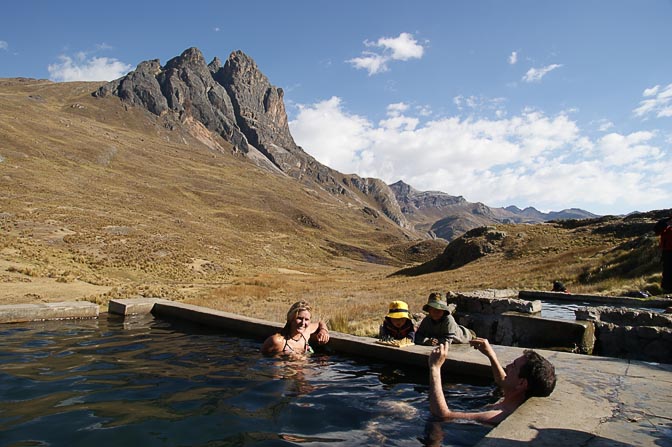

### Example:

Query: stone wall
xmin=447 ymin=292 xmax=595 ymax=354
xmin=576 ymin=307 xmax=672 ymax=363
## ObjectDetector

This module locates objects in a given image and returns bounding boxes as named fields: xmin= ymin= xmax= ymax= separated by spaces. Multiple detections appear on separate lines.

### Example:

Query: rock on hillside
xmin=395 ymin=210 xmax=668 ymax=283
xmin=94 ymin=47 xmax=411 ymax=230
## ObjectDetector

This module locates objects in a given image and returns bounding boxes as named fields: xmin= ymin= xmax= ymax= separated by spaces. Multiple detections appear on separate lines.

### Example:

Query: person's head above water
xmin=281 ymin=301 xmax=312 ymax=336
xmin=286 ymin=301 xmax=311 ymax=322
xmin=261 ymin=301 xmax=330 ymax=356
xmin=518 ymin=350 xmax=557 ymax=398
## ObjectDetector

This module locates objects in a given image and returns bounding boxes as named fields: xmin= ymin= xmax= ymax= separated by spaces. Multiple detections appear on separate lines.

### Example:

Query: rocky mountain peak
xmin=166 ymin=47 xmax=207 ymax=68
xmin=213 ymin=49 xmax=298 ymax=161
xmin=94 ymin=47 xmax=248 ymax=152
xmin=92 ymin=47 xmax=411 ymax=231
xmin=389 ymin=180 xmax=414 ymax=196
xmin=208 ymin=57 xmax=223 ymax=74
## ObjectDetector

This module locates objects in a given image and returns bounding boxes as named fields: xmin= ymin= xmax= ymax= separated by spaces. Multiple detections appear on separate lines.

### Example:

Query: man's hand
xmin=470 ymin=337 xmax=506 ymax=385
xmin=428 ymin=341 xmax=450 ymax=369
xmin=470 ymin=337 xmax=496 ymax=358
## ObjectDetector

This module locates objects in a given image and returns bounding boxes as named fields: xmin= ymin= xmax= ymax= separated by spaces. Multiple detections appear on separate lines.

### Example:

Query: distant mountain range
xmin=94 ymin=47 xmax=597 ymax=241
xmin=389 ymin=181 xmax=598 ymax=240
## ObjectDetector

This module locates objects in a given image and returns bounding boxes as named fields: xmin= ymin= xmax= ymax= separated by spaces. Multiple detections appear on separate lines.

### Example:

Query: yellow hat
xmin=386 ymin=300 xmax=411 ymax=320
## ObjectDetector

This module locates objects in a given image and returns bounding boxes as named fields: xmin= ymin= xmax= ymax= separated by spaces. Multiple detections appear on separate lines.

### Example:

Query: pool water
xmin=539 ymin=300 xmax=663 ymax=320
xmin=0 ymin=315 xmax=493 ymax=447
xmin=539 ymin=300 xmax=590 ymax=320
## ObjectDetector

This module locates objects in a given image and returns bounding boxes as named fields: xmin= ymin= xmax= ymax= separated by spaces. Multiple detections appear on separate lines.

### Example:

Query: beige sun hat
xmin=422 ymin=292 xmax=452 ymax=312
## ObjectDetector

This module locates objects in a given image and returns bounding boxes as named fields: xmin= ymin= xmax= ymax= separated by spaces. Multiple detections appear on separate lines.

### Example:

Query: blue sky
xmin=1 ymin=1 xmax=671 ymax=215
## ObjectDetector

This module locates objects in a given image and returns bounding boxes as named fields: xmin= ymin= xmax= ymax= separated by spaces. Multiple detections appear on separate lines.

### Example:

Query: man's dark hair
xmin=520 ymin=350 xmax=557 ymax=399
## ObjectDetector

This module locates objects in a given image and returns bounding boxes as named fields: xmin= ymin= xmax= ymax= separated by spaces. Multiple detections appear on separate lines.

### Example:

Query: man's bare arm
xmin=470 ymin=338 xmax=506 ymax=386
xmin=428 ymin=342 xmax=505 ymax=424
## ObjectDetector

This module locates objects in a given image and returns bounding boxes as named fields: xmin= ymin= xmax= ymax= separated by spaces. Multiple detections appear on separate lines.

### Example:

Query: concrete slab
xmin=108 ymin=297 xmax=171 ymax=316
xmin=0 ymin=301 xmax=99 ymax=323
xmin=479 ymin=348 xmax=672 ymax=447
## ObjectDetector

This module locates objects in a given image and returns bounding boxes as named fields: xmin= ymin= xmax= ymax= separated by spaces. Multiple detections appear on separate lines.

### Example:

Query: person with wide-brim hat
xmin=379 ymin=300 xmax=416 ymax=343
xmin=416 ymin=292 xmax=474 ymax=346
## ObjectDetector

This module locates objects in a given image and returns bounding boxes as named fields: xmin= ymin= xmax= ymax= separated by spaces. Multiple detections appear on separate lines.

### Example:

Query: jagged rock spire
xmin=93 ymin=47 xmax=411 ymax=231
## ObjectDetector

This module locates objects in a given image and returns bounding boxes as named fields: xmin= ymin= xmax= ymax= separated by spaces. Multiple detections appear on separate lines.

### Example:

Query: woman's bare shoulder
xmin=261 ymin=332 xmax=285 ymax=355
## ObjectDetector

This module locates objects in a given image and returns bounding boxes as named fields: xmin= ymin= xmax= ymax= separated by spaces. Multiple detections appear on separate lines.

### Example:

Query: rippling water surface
xmin=0 ymin=316 xmax=492 ymax=447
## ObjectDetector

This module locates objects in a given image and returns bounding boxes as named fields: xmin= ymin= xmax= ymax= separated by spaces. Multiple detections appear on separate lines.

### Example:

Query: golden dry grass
xmin=0 ymin=78 xmax=667 ymax=336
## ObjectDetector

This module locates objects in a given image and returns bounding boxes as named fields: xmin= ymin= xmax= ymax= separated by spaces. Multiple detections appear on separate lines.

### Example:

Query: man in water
xmin=428 ymin=337 xmax=556 ymax=425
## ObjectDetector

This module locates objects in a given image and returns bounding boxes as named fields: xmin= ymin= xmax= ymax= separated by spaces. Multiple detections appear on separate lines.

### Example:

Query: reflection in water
xmin=0 ymin=316 xmax=492 ymax=446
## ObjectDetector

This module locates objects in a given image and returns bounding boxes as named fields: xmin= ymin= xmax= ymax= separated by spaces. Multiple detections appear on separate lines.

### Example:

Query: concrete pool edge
xmin=111 ymin=298 xmax=672 ymax=447
xmin=0 ymin=301 xmax=99 ymax=323
xmin=1 ymin=298 xmax=670 ymax=446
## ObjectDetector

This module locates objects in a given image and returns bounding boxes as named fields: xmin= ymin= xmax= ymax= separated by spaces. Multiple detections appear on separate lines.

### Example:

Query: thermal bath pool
xmin=0 ymin=315 xmax=493 ymax=447
xmin=539 ymin=299 xmax=663 ymax=320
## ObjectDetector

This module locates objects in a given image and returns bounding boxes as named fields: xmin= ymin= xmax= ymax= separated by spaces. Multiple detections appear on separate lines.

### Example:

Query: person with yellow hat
xmin=378 ymin=300 xmax=416 ymax=343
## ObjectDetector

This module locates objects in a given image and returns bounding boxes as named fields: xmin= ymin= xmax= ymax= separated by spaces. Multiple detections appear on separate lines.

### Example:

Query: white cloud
xmin=48 ymin=54 xmax=132 ymax=82
xmin=386 ymin=102 xmax=409 ymax=116
xmin=348 ymin=52 xmax=389 ymax=75
xmin=595 ymin=119 xmax=614 ymax=132
xmin=348 ymin=32 xmax=425 ymax=75
xmin=289 ymin=97 xmax=373 ymax=171
xmin=643 ymin=85 xmax=660 ymax=97
xmin=375 ymin=32 xmax=424 ymax=60
xmin=634 ymin=83 xmax=672 ymax=119
xmin=290 ymin=98 xmax=671 ymax=215
xmin=522 ymin=64 xmax=563 ymax=83
xmin=508 ymin=51 xmax=518 ymax=65
xmin=453 ymin=95 xmax=507 ymax=115
xmin=95 ymin=43 xmax=113 ymax=51
xmin=0 ymin=40 xmax=8 ymax=50
xmin=596 ymin=131 xmax=661 ymax=166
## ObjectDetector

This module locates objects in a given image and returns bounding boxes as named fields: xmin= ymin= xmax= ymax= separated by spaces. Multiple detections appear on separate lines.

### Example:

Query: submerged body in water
xmin=0 ymin=316 xmax=493 ymax=446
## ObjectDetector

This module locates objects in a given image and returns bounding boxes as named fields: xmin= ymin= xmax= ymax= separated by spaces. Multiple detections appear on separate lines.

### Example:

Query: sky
xmin=1 ymin=1 xmax=671 ymax=216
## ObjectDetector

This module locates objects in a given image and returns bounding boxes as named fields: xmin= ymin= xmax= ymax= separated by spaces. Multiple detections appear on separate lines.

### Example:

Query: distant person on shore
xmin=416 ymin=292 xmax=474 ymax=346
xmin=654 ymin=217 xmax=672 ymax=293
xmin=379 ymin=300 xmax=416 ymax=343
xmin=428 ymin=338 xmax=556 ymax=425
xmin=261 ymin=301 xmax=330 ymax=356
xmin=551 ymin=280 xmax=568 ymax=293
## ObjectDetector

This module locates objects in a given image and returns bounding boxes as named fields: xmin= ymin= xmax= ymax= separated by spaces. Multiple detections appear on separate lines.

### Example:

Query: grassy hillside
xmin=0 ymin=78 xmax=668 ymax=336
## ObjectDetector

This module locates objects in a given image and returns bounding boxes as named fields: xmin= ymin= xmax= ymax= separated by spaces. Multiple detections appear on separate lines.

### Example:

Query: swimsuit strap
xmin=283 ymin=332 xmax=311 ymax=353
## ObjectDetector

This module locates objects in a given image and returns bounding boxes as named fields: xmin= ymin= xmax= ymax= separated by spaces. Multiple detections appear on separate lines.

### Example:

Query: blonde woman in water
xmin=261 ymin=301 xmax=330 ymax=356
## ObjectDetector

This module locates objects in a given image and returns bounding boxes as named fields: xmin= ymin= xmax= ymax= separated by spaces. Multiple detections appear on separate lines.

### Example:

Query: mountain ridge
xmin=0 ymin=73 xmax=669 ymax=323
xmin=94 ymin=47 xmax=414 ymax=232
xmin=94 ymin=47 xmax=597 ymax=241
